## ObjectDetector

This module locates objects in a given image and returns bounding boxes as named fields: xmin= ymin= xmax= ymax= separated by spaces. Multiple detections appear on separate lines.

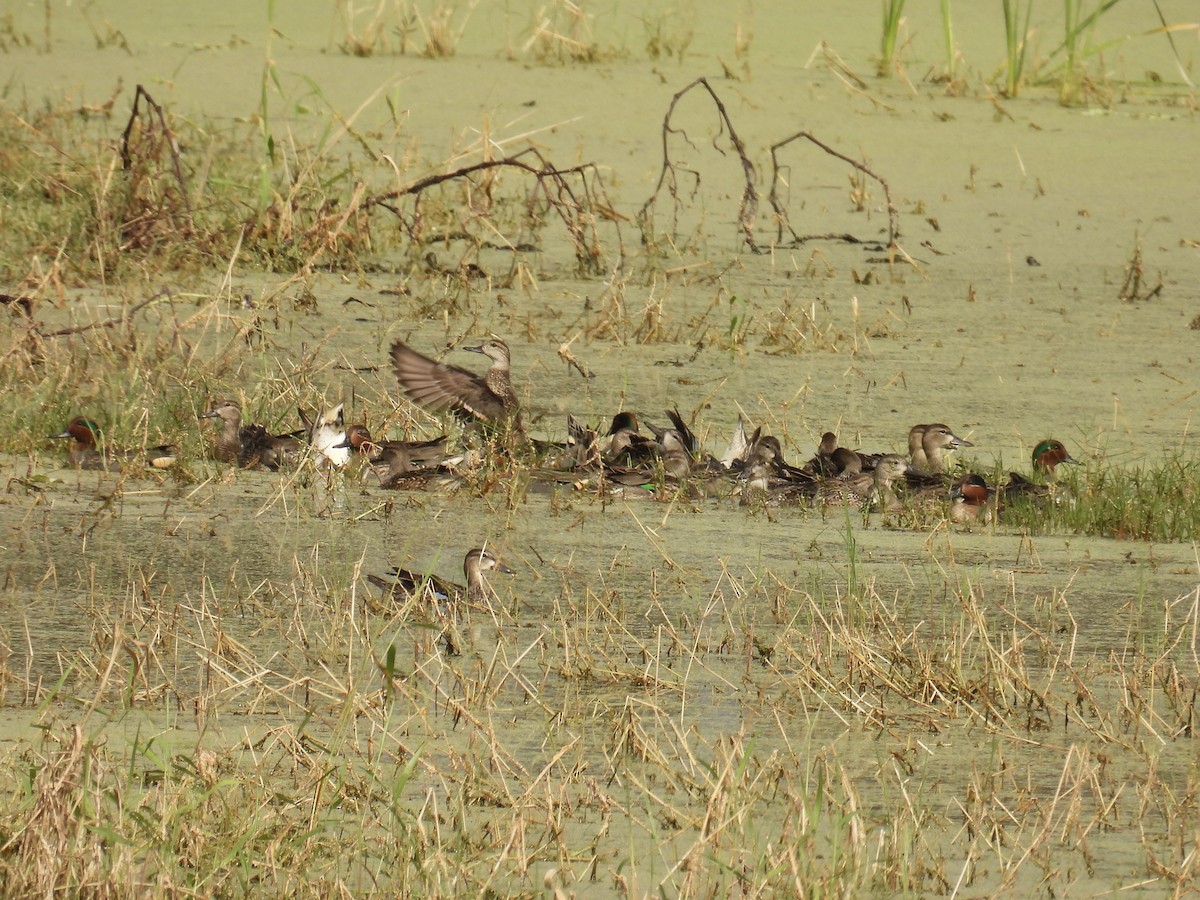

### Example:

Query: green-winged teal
xmin=199 ymin=400 xmax=302 ymax=470
xmin=737 ymin=441 xmax=774 ymax=506
xmin=367 ymin=548 xmax=513 ymax=652
xmin=810 ymin=431 xmax=861 ymax=477
xmin=724 ymin=426 xmax=818 ymax=493
xmin=950 ymin=473 xmax=995 ymax=524
xmin=337 ymin=425 xmax=451 ymax=482
xmin=819 ymin=453 xmax=909 ymax=510
xmin=530 ymin=416 xmax=606 ymax=481
xmin=1031 ymin=438 xmax=1079 ymax=474
xmin=651 ymin=408 xmax=730 ymax=478
xmin=658 ymin=429 xmax=693 ymax=480
xmin=50 ymin=416 xmax=175 ymax=470
xmin=738 ymin=438 xmax=817 ymax=506
xmin=561 ymin=415 xmax=602 ymax=469
xmin=907 ymin=424 xmax=929 ymax=472
xmin=916 ymin=423 xmax=973 ymax=475
xmin=390 ymin=337 xmax=520 ymax=427
xmin=605 ymin=411 xmax=657 ymax=466
xmin=720 ymin=417 xmax=758 ymax=470
xmin=1003 ymin=438 xmax=1080 ymax=503
xmin=336 ymin=424 xmax=376 ymax=458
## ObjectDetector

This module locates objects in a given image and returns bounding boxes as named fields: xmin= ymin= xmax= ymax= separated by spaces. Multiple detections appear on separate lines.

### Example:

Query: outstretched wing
xmin=390 ymin=340 xmax=505 ymax=422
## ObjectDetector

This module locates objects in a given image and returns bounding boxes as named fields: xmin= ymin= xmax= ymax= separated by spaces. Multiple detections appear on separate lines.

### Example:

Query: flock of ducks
xmin=48 ymin=335 xmax=1081 ymax=645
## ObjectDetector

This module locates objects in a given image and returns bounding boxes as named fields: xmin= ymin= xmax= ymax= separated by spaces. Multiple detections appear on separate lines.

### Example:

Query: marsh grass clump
xmin=1 ymin=87 xmax=615 ymax=287
xmin=334 ymin=0 xmax=477 ymax=58
xmin=1000 ymin=454 xmax=1200 ymax=541
xmin=522 ymin=0 xmax=609 ymax=64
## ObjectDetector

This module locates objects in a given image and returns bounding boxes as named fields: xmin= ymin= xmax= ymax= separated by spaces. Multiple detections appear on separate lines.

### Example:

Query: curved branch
xmin=360 ymin=148 xmax=622 ymax=275
xmin=768 ymin=131 xmax=899 ymax=248
xmin=639 ymin=77 xmax=760 ymax=253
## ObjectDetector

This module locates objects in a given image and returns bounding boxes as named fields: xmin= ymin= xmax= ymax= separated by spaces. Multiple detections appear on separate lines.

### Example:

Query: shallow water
xmin=3 ymin=0 xmax=1200 ymax=895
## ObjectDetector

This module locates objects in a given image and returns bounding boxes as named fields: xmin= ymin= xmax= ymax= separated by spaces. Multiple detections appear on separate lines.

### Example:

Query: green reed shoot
xmin=1051 ymin=0 xmax=1128 ymax=104
xmin=878 ymin=0 xmax=906 ymax=77
xmin=1001 ymin=0 xmax=1035 ymax=96
xmin=939 ymin=0 xmax=958 ymax=82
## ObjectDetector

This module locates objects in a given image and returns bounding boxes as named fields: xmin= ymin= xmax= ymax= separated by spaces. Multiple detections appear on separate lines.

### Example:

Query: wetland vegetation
xmin=1 ymin=1 xmax=1199 ymax=896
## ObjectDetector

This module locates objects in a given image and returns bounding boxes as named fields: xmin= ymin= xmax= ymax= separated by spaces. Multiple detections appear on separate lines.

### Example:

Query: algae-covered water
xmin=2 ymin=1 xmax=1199 ymax=896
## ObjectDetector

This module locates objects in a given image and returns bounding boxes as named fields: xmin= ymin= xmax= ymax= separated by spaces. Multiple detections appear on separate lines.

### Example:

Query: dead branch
xmin=768 ymin=131 xmax=899 ymax=248
xmin=360 ymin=148 xmax=621 ymax=276
xmin=36 ymin=289 xmax=172 ymax=338
xmin=639 ymin=76 xmax=760 ymax=253
xmin=119 ymin=85 xmax=195 ymax=241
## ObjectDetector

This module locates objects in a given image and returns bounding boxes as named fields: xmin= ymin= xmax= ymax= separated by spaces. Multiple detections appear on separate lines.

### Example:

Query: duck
xmin=1031 ymin=438 xmax=1079 ymax=475
xmin=335 ymin=424 xmax=376 ymax=460
xmin=301 ymin=403 xmax=349 ymax=467
xmin=366 ymin=548 xmax=513 ymax=652
xmin=605 ymin=411 xmax=658 ymax=466
xmin=658 ymin=429 xmax=693 ymax=480
xmin=559 ymin=415 xmax=603 ymax=470
xmin=720 ymin=423 xmax=816 ymax=486
xmin=336 ymin=425 xmax=452 ymax=482
xmin=376 ymin=464 xmax=463 ymax=492
xmin=914 ymin=423 xmax=973 ymax=475
xmin=949 ymin=473 xmax=995 ymax=524
xmin=390 ymin=337 xmax=520 ymax=429
xmin=1002 ymin=438 xmax=1080 ymax=503
xmin=198 ymin=400 xmax=303 ymax=470
xmin=808 ymin=431 xmax=863 ymax=477
xmin=737 ymin=438 xmax=817 ymax=506
xmin=907 ymin=424 xmax=929 ymax=472
xmin=49 ymin=416 xmax=175 ymax=470
xmin=720 ymin=417 xmax=758 ymax=470
xmin=818 ymin=454 xmax=909 ymax=510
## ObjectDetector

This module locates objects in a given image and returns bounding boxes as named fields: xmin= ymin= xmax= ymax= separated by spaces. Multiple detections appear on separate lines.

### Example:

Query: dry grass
xmin=0 ymin=501 xmax=1197 ymax=895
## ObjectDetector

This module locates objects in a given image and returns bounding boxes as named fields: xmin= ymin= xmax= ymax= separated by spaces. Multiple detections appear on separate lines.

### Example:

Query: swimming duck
xmin=907 ymin=424 xmax=929 ymax=472
xmin=198 ymin=400 xmax=302 ymax=470
xmin=390 ymin=337 xmax=520 ymax=428
xmin=915 ymin=423 xmax=973 ymax=475
xmin=49 ymin=416 xmax=175 ymax=470
xmin=605 ymin=411 xmax=658 ymax=466
xmin=336 ymin=424 xmax=376 ymax=459
xmin=1031 ymin=438 xmax=1079 ymax=475
xmin=301 ymin=403 xmax=349 ymax=467
xmin=818 ymin=454 xmax=909 ymax=509
xmin=737 ymin=441 xmax=774 ymax=506
xmin=560 ymin=415 xmax=603 ymax=470
xmin=336 ymin=425 xmax=451 ymax=482
xmin=949 ymin=473 xmax=995 ymax=524
xmin=367 ymin=547 xmax=513 ymax=652
xmin=807 ymin=431 xmax=863 ymax=477
xmin=720 ymin=417 xmax=759 ymax=470
xmin=1002 ymin=438 xmax=1080 ymax=503
xmin=737 ymin=438 xmax=817 ymax=506
xmin=657 ymin=428 xmax=693 ymax=480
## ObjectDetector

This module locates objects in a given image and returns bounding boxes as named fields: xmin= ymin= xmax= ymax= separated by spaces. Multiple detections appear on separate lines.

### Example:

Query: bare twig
xmin=768 ymin=130 xmax=899 ymax=248
xmin=361 ymin=148 xmax=620 ymax=276
xmin=639 ymin=77 xmax=760 ymax=253
xmin=36 ymin=289 xmax=171 ymax=338
xmin=119 ymin=85 xmax=195 ymax=240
